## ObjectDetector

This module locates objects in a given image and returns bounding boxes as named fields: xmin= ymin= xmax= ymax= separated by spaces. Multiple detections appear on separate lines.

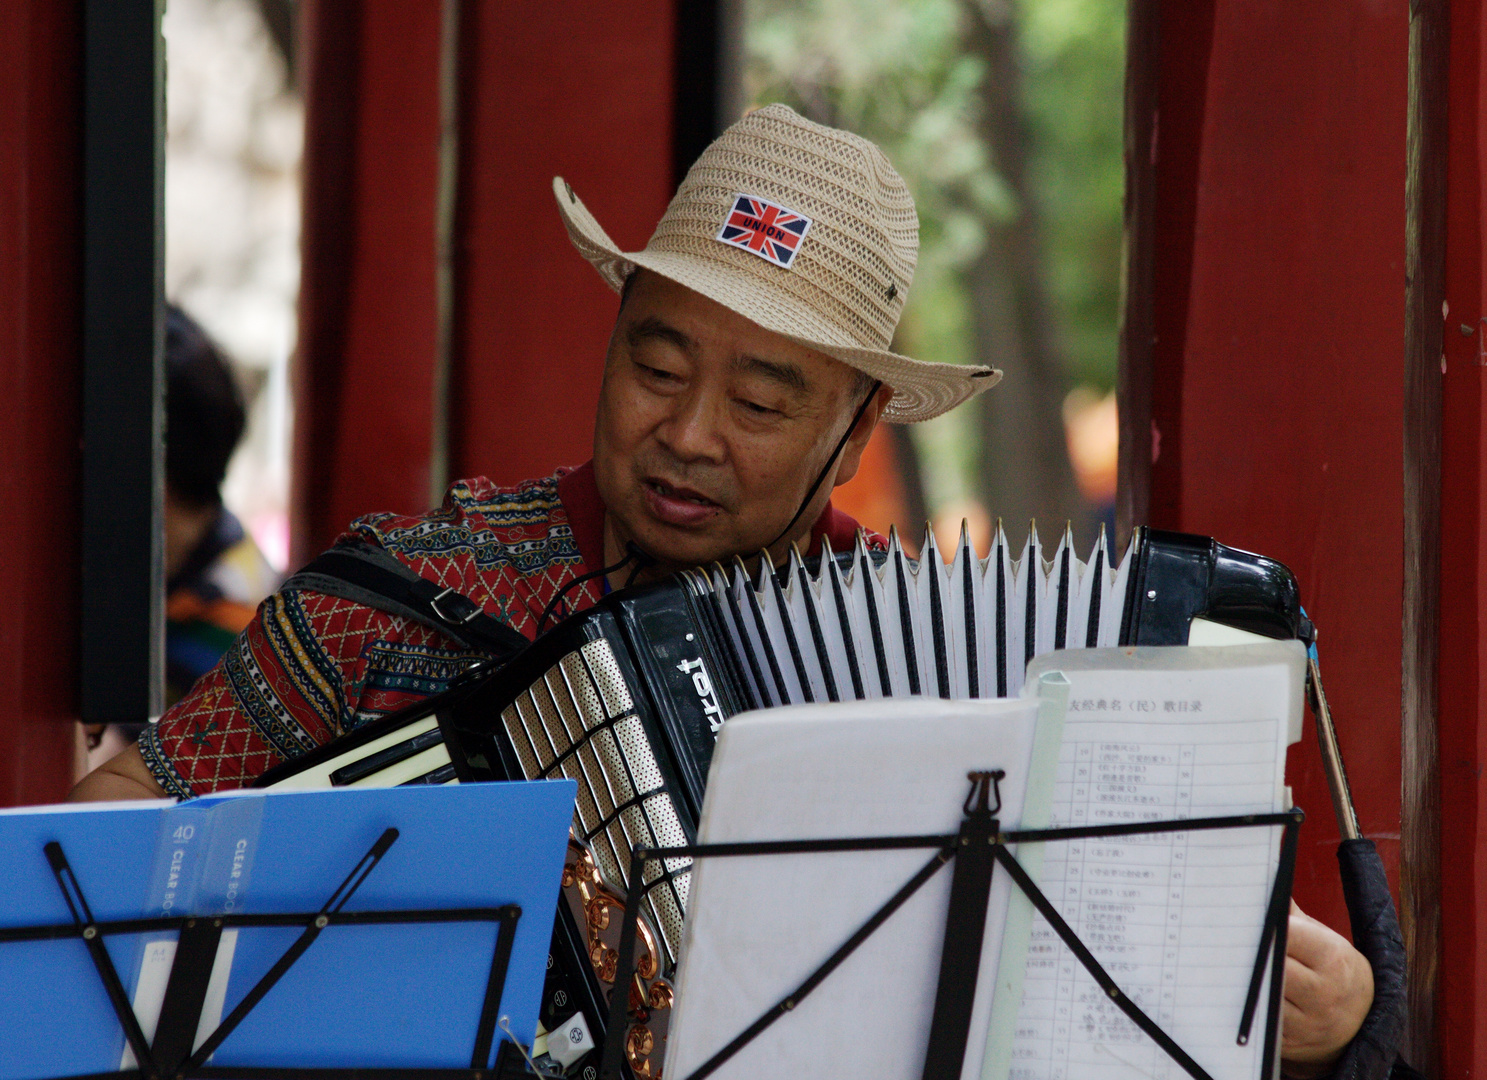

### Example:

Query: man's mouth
xmin=642 ymin=477 xmax=724 ymax=527
xmin=646 ymin=478 xmax=719 ymax=506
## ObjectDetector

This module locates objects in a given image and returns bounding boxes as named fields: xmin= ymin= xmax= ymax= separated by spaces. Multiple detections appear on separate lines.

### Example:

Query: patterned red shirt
xmin=140 ymin=461 xmax=882 ymax=798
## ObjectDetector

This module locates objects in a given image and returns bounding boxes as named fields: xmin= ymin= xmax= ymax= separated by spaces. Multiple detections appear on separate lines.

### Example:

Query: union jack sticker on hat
xmin=716 ymin=194 xmax=813 ymax=269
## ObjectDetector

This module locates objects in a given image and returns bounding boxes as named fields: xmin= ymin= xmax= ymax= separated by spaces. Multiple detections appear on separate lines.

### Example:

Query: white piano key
xmin=784 ymin=544 xmax=842 ymax=702
xmin=1035 ymin=525 xmax=1072 ymax=657
xmin=879 ymin=527 xmax=922 ymax=697
xmin=914 ymin=525 xmax=953 ymax=697
xmin=1101 ymin=528 xmax=1138 ymax=646
xmin=944 ymin=523 xmax=973 ymax=699
xmin=710 ymin=564 xmax=767 ymax=711
xmin=265 ymin=715 xmax=451 ymax=791
xmin=846 ymin=530 xmax=891 ymax=699
xmin=754 ymin=553 xmax=812 ymax=705
xmin=731 ymin=556 xmax=790 ymax=707
xmin=819 ymin=538 xmax=871 ymax=700
xmin=1006 ymin=526 xmax=1032 ymax=696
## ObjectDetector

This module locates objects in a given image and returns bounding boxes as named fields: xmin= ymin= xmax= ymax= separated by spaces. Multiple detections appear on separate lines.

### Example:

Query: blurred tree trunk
xmin=962 ymin=0 xmax=1092 ymax=547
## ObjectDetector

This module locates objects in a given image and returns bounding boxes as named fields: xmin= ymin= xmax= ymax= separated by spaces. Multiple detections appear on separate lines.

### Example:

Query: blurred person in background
xmin=84 ymin=306 xmax=280 ymax=760
xmin=161 ymin=305 xmax=281 ymax=701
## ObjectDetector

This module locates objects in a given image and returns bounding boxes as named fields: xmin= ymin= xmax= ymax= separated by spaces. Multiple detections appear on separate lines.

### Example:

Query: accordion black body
xmin=258 ymin=524 xmax=1308 ymax=1078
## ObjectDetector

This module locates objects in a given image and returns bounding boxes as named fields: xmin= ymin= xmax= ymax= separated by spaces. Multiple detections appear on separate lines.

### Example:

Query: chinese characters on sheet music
xmin=1009 ymin=662 xmax=1292 ymax=1080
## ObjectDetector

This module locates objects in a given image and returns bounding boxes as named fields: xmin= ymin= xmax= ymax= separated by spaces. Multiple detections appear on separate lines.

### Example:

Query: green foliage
xmin=1018 ymin=0 xmax=1127 ymax=388
xmin=742 ymin=0 xmax=1126 ymax=501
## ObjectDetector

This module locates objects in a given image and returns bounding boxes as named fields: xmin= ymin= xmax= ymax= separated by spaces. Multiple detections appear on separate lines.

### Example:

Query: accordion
xmin=259 ymin=524 xmax=1307 ymax=1078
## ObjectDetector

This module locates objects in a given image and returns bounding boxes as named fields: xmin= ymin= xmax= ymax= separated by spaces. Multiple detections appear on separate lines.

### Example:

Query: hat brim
xmin=553 ymin=177 xmax=1002 ymax=424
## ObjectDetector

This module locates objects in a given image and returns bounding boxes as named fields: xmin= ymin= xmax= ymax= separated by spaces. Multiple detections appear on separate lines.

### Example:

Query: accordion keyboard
xmin=498 ymin=637 xmax=691 ymax=972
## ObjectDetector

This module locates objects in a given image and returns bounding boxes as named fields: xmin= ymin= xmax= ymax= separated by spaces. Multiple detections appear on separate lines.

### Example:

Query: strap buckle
xmin=430 ymin=586 xmax=482 ymax=625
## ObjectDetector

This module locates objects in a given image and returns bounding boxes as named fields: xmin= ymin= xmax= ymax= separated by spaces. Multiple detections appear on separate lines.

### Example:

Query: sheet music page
xmin=664 ymin=690 xmax=1065 ymax=1080
xmin=988 ymin=643 xmax=1305 ymax=1080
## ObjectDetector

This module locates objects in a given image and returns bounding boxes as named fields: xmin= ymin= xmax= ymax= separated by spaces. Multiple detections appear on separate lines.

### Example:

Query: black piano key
xmin=857 ymin=545 xmax=893 ymax=696
xmin=329 ymin=725 xmax=446 ymax=786
xmin=996 ymin=541 xmax=1008 ymax=698
xmin=797 ymin=558 xmax=840 ymax=703
xmin=926 ymin=554 xmax=950 ymax=699
xmin=893 ymin=543 xmax=922 ymax=696
xmin=698 ymin=573 xmax=757 ymax=714
xmin=826 ymin=556 xmax=866 ymax=699
xmin=1117 ymin=528 xmax=1143 ymax=645
xmin=768 ymin=560 xmax=816 ymax=703
xmin=742 ymin=556 xmax=791 ymax=707
xmin=1086 ymin=542 xmax=1105 ymax=648
xmin=1054 ymin=544 xmax=1071 ymax=650
xmin=718 ymin=570 xmax=768 ymax=711
xmin=1024 ymin=533 xmax=1039 ymax=671
xmin=961 ymin=533 xmax=979 ymax=698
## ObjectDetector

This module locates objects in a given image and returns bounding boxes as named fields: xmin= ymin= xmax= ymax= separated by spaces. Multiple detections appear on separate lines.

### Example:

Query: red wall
xmin=292 ymin=0 xmax=676 ymax=561
xmin=1436 ymin=0 xmax=1487 ymax=1069
xmin=447 ymin=0 xmax=676 ymax=487
xmin=291 ymin=1 xmax=444 ymax=565
xmin=1146 ymin=0 xmax=1408 ymax=940
xmin=0 ymin=1 xmax=83 ymax=805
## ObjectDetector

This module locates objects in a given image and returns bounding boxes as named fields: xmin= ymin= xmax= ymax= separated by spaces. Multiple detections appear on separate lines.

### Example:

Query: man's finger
xmin=1283 ymin=953 xmax=1325 ymax=1009
xmin=1285 ymin=908 xmax=1347 ymax=971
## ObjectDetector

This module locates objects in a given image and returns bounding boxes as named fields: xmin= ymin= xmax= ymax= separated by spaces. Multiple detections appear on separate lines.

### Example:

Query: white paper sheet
xmin=994 ymin=643 xmax=1305 ymax=1080
xmin=663 ymin=691 xmax=1064 ymax=1080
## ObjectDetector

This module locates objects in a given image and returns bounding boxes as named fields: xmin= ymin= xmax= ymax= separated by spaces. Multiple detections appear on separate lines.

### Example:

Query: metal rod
xmin=1308 ymin=653 xmax=1362 ymax=840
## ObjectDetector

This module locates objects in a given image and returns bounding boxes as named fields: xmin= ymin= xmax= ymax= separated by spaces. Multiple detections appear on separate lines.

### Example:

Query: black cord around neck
xmin=764 ymin=380 xmax=882 ymax=553
xmin=538 ymin=540 xmax=655 ymax=634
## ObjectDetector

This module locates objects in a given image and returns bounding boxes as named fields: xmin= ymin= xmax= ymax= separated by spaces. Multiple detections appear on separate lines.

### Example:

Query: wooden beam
xmin=1115 ymin=0 xmax=1158 ymax=547
xmin=291 ymin=1 xmax=446 ymax=565
xmin=0 ymin=0 xmax=86 ymax=804
xmin=1402 ymin=0 xmax=1448 ymax=1070
xmin=80 ymin=0 xmax=164 ymax=725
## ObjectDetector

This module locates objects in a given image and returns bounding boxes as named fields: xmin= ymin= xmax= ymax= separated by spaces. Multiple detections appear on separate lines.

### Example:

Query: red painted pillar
xmin=292 ymin=0 xmax=678 ymax=561
xmin=0 ymin=1 xmax=83 ymax=805
xmin=1435 ymin=0 xmax=1486 ymax=1071
xmin=1142 ymin=0 xmax=1409 ymax=938
xmin=446 ymin=0 xmax=676 ymax=486
xmin=291 ymin=1 xmax=445 ymax=566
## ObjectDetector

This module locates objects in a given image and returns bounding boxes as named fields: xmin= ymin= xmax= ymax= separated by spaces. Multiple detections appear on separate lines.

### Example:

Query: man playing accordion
xmin=72 ymin=103 xmax=1374 ymax=1077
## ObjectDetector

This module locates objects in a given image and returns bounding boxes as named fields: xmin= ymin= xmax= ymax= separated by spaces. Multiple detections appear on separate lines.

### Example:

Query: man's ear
xmin=832 ymin=382 xmax=894 ymax=489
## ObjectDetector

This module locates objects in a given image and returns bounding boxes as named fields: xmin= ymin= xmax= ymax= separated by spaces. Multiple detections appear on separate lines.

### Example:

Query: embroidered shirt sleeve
xmin=141 ymin=472 xmax=597 ymax=798
xmin=140 ymin=587 xmax=478 ymax=796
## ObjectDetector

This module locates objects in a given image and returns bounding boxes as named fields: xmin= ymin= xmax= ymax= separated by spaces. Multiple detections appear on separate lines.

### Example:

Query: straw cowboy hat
xmin=553 ymin=103 xmax=1002 ymax=423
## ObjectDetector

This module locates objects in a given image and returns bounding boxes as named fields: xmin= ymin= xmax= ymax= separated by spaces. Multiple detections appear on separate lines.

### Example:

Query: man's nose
xmin=655 ymin=390 xmax=727 ymax=464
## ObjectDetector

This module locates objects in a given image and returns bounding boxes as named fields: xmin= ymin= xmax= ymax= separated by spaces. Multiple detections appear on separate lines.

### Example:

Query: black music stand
xmin=0 ymin=829 xmax=536 ymax=1080
xmin=597 ymin=773 xmax=1303 ymax=1080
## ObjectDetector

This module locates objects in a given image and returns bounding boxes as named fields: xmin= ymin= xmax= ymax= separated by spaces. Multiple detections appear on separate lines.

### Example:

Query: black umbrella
xmin=1304 ymin=649 xmax=1417 ymax=1080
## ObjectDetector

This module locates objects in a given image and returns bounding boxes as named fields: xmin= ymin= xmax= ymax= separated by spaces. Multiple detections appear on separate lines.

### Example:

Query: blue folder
xmin=0 ymin=780 xmax=575 ymax=1078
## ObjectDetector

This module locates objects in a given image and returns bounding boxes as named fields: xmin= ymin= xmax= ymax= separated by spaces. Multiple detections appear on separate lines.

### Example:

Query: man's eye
xmin=738 ymin=398 xmax=781 ymax=417
xmin=636 ymin=361 xmax=680 ymax=382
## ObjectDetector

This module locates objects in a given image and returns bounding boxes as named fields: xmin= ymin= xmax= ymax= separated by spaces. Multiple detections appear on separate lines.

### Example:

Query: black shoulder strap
xmin=281 ymin=542 xmax=530 ymax=661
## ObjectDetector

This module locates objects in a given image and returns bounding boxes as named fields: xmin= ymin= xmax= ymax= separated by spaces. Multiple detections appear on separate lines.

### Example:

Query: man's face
xmin=593 ymin=271 xmax=882 ymax=575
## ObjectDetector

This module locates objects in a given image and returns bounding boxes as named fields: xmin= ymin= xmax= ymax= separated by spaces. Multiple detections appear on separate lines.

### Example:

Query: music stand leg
xmin=471 ymin=907 xmax=522 ymax=1069
xmin=44 ymin=841 xmax=157 ymax=1074
xmin=920 ymin=772 xmax=1001 ymax=1080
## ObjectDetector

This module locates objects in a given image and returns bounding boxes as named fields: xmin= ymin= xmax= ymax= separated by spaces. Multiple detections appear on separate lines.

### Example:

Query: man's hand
xmin=68 ymin=744 xmax=169 ymax=802
xmin=1281 ymin=900 xmax=1373 ymax=1078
